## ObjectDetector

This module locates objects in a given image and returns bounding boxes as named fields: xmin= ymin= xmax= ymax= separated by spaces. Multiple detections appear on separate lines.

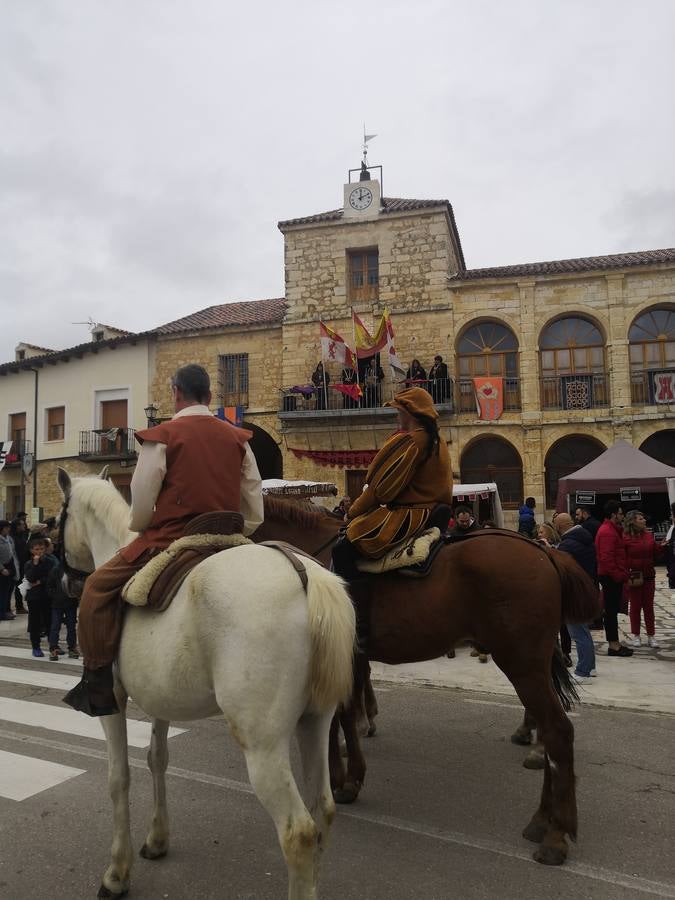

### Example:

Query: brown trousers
xmin=78 ymin=549 xmax=155 ymax=670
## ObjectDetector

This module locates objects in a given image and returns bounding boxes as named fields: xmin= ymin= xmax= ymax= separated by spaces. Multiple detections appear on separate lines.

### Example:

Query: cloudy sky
xmin=1 ymin=0 xmax=674 ymax=363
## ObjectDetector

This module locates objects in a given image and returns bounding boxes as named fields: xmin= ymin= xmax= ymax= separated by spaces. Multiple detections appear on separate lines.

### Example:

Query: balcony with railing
xmin=278 ymin=378 xmax=455 ymax=417
xmin=540 ymin=374 xmax=610 ymax=411
xmin=4 ymin=438 xmax=31 ymax=466
xmin=456 ymin=378 xmax=521 ymax=413
xmin=631 ymin=368 xmax=675 ymax=405
xmin=79 ymin=428 xmax=137 ymax=460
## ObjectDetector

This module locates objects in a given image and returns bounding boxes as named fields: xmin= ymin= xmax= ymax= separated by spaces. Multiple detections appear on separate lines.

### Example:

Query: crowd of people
xmin=0 ymin=513 xmax=78 ymax=660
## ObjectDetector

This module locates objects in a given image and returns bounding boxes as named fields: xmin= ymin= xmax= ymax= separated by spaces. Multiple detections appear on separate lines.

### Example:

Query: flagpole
xmin=319 ymin=328 xmax=328 ymax=410
xmin=350 ymin=306 xmax=361 ymax=395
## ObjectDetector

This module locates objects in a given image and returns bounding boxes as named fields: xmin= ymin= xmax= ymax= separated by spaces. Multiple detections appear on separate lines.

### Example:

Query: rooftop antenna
xmin=71 ymin=317 xmax=98 ymax=330
xmin=361 ymin=125 xmax=377 ymax=179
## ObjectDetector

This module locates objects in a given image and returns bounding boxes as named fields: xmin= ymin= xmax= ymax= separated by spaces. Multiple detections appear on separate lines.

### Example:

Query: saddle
xmin=355 ymin=527 xmax=443 ymax=578
xmin=122 ymin=512 xmax=313 ymax=612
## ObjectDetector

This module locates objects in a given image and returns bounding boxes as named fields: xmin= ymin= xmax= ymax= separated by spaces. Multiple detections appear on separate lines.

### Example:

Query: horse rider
xmin=332 ymin=387 xmax=453 ymax=579
xmin=65 ymin=364 xmax=264 ymax=717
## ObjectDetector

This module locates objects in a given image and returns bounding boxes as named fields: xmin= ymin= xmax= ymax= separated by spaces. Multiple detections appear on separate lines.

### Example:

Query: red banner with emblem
xmin=654 ymin=371 xmax=675 ymax=403
xmin=473 ymin=377 xmax=504 ymax=420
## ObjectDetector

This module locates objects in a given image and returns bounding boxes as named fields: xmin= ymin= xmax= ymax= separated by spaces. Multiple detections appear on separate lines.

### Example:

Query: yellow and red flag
xmin=353 ymin=309 xmax=387 ymax=358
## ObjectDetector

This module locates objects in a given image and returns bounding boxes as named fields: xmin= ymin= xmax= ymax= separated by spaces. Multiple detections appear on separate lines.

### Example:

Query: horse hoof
xmin=140 ymin=842 xmax=168 ymax=860
xmin=510 ymin=730 xmax=532 ymax=746
xmin=366 ymin=723 xmax=377 ymax=737
xmin=98 ymin=885 xmax=128 ymax=899
xmin=478 ymin=654 xmax=489 ymax=663
xmin=333 ymin=781 xmax=361 ymax=804
xmin=534 ymin=844 xmax=567 ymax=866
xmin=522 ymin=821 xmax=547 ymax=844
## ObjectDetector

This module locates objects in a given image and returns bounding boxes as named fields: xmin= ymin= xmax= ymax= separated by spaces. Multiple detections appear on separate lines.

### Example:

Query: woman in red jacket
xmin=623 ymin=510 xmax=662 ymax=648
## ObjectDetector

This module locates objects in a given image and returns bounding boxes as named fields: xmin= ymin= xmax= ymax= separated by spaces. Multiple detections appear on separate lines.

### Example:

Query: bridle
xmin=58 ymin=493 xmax=94 ymax=581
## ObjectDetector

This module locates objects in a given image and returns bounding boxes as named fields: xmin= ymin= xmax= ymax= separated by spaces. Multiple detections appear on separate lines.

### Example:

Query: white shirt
xmin=129 ymin=405 xmax=264 ymax=536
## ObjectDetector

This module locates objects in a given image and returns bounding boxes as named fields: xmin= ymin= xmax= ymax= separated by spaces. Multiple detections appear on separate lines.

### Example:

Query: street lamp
xmin=144 ymin=403 xmax=160 ymax=427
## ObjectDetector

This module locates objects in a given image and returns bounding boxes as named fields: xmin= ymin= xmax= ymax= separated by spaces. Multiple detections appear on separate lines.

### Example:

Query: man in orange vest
xmin=65 ymin=364 xmax=263 ymax=716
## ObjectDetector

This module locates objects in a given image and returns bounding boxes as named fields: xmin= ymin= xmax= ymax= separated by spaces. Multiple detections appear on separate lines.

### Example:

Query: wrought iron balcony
xmin=455 ymin=378 xmax=521 ymax=413
xmin=540 ymin=374 xmax=610 ymax=411
xmin=79 ymin=428 xmax=137 ymax=460
xmin=4 ymin=439 xmax=31 ymax=466
xmin=278 ymin=378 xmax=455 ymax=417
xmin=631 ymin=368 xmax=675 ymax=405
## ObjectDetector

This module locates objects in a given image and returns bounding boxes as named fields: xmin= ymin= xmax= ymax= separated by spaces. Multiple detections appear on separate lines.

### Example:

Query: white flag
xmin=364 ymin=133 xmax=377 ymax=143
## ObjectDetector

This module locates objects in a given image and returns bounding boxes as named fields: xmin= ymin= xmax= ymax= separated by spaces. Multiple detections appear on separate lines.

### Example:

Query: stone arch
xmin=455 ymin=319 xmax=521 ymax=412
xmin=243 ymin=422 xmax=283 ymax=479
xmin=640 ymin=429 xmax=675 ymax=468
xmin=628 ymin=305 xmax=675 ymax=404
xmin=460 ymin=435 xmax=523 ymax=509
xmin=544 ymin=434 xmax=606 ymax=509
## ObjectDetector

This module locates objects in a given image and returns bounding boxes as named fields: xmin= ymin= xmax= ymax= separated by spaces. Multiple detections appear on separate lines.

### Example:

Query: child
xmin=45 ymin=561 xmax=79 ymax=660
xmin=23 ymin=535 xmax=54 ymax=658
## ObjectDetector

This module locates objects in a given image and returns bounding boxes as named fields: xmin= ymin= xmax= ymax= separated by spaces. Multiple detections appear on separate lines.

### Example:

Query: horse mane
xmin=263 ymin=494 xmax=336 ymax=530
xmin=72 ymin=476 xmax=134 ymax=545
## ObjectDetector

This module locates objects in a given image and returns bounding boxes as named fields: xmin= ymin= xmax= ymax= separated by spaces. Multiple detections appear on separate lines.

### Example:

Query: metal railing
xmin=540 ymin=374 xmax=610 ymax=410
xmin=279 ymin=378 xmax=456 ymax=413
xmin=79 ymin=428 xmax=137 ymax=459
xmin=631 ymin=368 xmax=675 ymax=405
xmin=4 ymin=439 xmax=31 ymax=465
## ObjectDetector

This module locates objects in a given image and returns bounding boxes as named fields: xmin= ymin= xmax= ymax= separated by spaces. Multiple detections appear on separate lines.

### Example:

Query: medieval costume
xmin=333 ymin=387 xmax=452 ymax=576
xmin=428 ymin=356 xmax=449 ymax=403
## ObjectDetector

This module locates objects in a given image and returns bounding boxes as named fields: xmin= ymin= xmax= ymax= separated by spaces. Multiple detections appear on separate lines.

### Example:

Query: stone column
xmin=606 ymin=274 xmax=632 ymax=428
xmin=518 ymin=280 xmax=541 ymax=422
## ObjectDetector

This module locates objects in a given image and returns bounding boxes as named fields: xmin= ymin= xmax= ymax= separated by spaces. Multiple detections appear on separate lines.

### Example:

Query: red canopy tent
xmin=555 ymin=439 xmax=675 ymax=510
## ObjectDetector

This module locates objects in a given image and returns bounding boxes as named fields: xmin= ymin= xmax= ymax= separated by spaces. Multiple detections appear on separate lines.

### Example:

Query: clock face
xmin=349 ymin=187 xmax=373 ymax=210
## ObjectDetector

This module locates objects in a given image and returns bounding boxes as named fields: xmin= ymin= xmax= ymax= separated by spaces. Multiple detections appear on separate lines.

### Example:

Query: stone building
xmin=269 ymin=164 xmax=675 ymax=521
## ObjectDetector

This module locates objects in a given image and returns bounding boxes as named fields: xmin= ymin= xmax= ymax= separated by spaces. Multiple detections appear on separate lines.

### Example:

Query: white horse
xmin=56 ymin=467 xmax=355 ymax=900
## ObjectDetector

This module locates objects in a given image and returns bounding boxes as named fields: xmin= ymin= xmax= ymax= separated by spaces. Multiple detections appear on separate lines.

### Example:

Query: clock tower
xmin=343 ymin=134 xmax=382 ymax=219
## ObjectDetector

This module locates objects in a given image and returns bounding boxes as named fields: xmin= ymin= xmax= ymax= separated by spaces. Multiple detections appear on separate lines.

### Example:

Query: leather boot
xmin=63 ymin=664 xmax=119 ymax=717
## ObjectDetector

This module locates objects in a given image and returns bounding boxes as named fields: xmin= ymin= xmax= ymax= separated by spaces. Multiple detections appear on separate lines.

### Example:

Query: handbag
xmin=628 ymin=569 xmax=644 ymax=588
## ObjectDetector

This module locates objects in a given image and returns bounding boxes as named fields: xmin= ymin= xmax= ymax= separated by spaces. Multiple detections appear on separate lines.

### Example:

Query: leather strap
xmin=260 ymin=540 xmax=313 ymax=591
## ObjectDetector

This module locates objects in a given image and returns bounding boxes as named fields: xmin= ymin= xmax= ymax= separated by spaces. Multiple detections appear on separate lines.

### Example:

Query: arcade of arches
xmin=460 ymin=437 xmax=523 ymax=508
xmin=544 ymin=436 xmax=606 ymax=509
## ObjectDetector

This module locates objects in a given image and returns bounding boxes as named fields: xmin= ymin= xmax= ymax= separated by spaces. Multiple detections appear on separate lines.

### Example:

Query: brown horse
xmin=254 ymin=496 xmax=601 ymax=867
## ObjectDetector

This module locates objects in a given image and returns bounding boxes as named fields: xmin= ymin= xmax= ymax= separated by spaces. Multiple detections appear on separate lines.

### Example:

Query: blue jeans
xmin=567 ymin=623 xmax=596 ymax=676
xmin=49 ymin=606 xmax=78 ymax=650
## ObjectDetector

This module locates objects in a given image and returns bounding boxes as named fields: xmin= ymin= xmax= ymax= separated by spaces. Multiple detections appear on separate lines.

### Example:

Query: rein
xmin=58 ymin=493 xmax=94 ymax=580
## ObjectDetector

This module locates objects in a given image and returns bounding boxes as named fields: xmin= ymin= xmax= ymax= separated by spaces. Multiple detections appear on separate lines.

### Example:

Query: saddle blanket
xmin=355 ymin=527 xmax=441 ymax=575
xmin=122 ymin=533 xmax=252 ymax=608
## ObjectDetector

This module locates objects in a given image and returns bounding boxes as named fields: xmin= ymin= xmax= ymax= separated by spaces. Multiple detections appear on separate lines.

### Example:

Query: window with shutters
xmin=347 ymin=248 xmax=379 ymax=302
xmin=46 ymin=406 xmax=65 ymax=442
xmin=218 ymin=354 xmax=249 ymax=408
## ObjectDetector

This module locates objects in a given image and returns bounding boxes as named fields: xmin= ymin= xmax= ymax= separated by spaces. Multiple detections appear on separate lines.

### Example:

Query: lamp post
xmin=144 ymin=403 xmax=160 ymax=427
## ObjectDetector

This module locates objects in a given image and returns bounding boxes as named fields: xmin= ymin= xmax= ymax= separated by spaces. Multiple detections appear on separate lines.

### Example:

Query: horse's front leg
xmin=140 ymin=718 xmax=170 ymax=860
xmin=98 ymin=689 xmax=133 ymax=899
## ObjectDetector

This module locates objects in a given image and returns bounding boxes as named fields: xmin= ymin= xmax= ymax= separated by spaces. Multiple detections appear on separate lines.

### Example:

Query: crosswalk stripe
xmin=0 ymin=646 xmax=82 ymax=668
xmin=0 ymin=748 xmax=85 ymax=801
xmin=0 ymin=697 xmax=186 ymax=748
xmin=0 ymin=664 xmax=79 ymax=691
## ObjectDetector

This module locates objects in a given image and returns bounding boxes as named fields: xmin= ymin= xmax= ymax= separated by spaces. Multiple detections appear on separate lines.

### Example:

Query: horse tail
xmin=305 ymin=563 xmax=356 ymax=712
xmin=546 ymin=547 xmax=603 ymax=625
xmin=551 ymin=644 xmax=580 ymax=712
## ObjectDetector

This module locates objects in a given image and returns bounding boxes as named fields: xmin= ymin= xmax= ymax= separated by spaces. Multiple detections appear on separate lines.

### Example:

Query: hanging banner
xmin=473 ymin=378 xmax=504 ymax=420
xmin=0 ymin=441 xmax=12 ymax=473
xmin=653 ymin=371 xmax=675 ymax=403
xmin=216 ymin=406 xmax=244 ymax=426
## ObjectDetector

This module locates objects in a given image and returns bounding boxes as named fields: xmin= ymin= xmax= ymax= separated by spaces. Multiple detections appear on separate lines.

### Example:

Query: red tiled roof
xmin=278 ymin=197 xmax=453 ymax=228
xmin=152 ymin=298 xmax=287 ymax=334
xmin=458 ymin=248 xmax=675 ymax=281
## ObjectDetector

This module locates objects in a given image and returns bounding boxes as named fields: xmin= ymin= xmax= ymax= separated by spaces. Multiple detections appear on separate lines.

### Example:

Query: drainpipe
xmin=31 ymin=367 xmax=38 ymax=508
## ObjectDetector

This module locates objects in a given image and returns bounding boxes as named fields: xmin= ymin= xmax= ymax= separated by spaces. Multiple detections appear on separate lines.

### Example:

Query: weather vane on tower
xmin=361 ymin=125 xmax=377 ymax=177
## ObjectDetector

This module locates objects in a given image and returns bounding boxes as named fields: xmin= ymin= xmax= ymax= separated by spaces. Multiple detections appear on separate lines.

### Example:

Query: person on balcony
xmin=362 ymin=356 xmax=384 ymax=408
xmin=428 ymin=355 xmax=449 ymax=403
xmin=405 ymin=359 xmax=427 ymax=388
xmin=341 ymin=364 xmax=359 ymax=409
xmin=311 ymin=361 xmax=327 ymax=410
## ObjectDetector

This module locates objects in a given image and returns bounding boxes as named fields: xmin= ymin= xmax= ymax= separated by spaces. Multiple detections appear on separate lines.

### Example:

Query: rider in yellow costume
xmin=332 ymin=387 xmax=453 ymax=578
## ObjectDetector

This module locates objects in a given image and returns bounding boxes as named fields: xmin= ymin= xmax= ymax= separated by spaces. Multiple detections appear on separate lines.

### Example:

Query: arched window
xmin=544 ymin=435 xmax=605 ymax=509
xmin=539 ymin=316 xmax=607 ymax=409
xmin=640 ymin=430 xmax=675 ymax=468
xmin=460 ymin=437 xmax=523 ymax=509
xmin=629 ymin=308 xmax=675 ymax=404
xmin=457 ymin=321 xmax=520 ymax=412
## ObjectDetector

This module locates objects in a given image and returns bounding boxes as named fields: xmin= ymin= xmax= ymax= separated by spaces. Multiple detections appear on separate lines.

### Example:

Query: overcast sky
xmin=1 ymin=0 xmax=674 ymax=363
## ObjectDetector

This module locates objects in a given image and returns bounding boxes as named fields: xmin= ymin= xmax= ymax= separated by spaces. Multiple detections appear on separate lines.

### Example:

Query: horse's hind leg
xmin=296 ymin=711 xmax=335 ymax=876
xmin=509 ymin=672 xmax=576 ymax=865
xmin=244 ymin=740 xmax=321 ymax=900
xmin=99 ymin=689 xmax=133 ymax=898
xmin=140 ymin=718 xmax=170 ymax=860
